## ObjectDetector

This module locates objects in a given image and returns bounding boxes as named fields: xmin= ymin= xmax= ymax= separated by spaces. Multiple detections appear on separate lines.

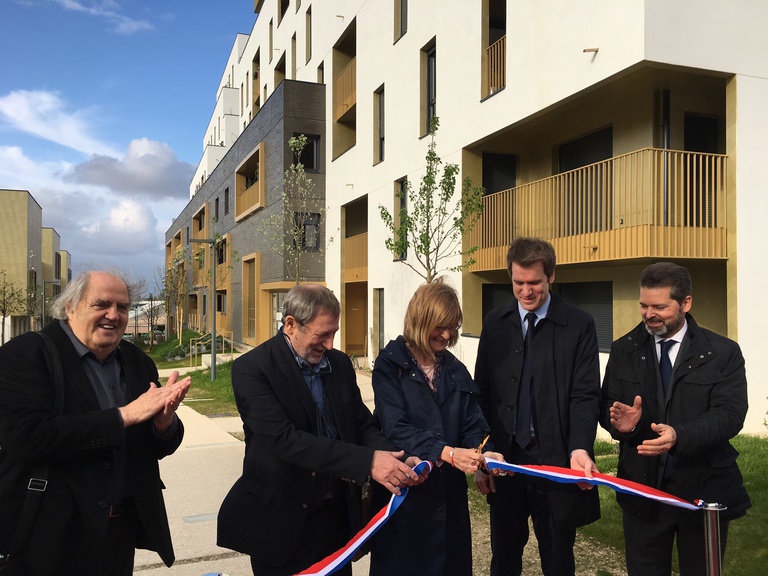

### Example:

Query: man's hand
xmin=119 ymin=371 xmax=191 ymax=429
xmin=609 ymin=395 xmax=642 ymax=433
xmin=404 ymin=456 xmax=430 ymax=486
xmin=570 ymin=448 xmax=598 ymax=490
xmin=474 ymin=469 xmax=497 ymax=495
xmin=371 ymin=450 xmax=419 ymax=495
xmin=637 ymin=423 xmax=677 ymax=456
xmin=154 ymin=372 xmax=191 ymax=433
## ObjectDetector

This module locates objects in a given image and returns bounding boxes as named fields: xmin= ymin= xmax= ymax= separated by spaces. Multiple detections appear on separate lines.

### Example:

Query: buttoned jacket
xmin=600 ymin=314 xmax=751 ymax=519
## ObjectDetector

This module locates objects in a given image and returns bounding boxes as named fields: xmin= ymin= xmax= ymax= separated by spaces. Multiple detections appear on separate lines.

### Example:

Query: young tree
xmin=0 ymin=270 xmax=27 ymax=343
xmin=379 ymin=117 xmax=485 ymax=283
xmin=161 ymin=247 xmax=189 ymax=346
xmin=258 ymin=134 xmax=325 ymax=285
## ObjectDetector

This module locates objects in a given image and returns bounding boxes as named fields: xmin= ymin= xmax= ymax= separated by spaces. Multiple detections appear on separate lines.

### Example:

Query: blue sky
xmin=0 ymin=0 xmax=257 ymax=290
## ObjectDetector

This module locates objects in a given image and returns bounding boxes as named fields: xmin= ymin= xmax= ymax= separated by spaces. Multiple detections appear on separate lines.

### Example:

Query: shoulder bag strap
xmin=6 ymin=332 xmax=64 ymax=561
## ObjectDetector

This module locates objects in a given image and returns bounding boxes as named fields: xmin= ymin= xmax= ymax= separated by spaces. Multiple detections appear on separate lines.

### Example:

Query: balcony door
xmin=558 ymin=127 xmax=613 ymax=236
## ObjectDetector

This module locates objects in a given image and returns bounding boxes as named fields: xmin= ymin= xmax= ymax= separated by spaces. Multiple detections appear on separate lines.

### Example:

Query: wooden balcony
xmin=333 ymin=58 xmax=356 ymax=123
xmin=486 ymin=35 xmax=506 ymax=96
xmin=343 ymin=232 xmax=368 ymax=282
xmin=468 ymin=148 xmax=727 ymax=271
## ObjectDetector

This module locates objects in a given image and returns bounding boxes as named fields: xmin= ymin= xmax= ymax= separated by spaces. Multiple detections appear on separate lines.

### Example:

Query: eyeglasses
xmin=433 ymin=326 xmax=460 ymax=335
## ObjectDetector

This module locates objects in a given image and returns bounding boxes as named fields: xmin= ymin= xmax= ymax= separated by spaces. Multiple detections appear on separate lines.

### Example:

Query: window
xmin=217 ymin=291 xmax=227 ymax=314
xmin=278 ymin=0 xmax=289 ymax=25
xmin=186 ymin=226 xmax=190 ymax=243
xmin=294 ymin=133 xmax=321 ymax=172
xmin=374 ymin=85 xmax=385 ymax=163
xmin=296 ymin=212 xmax=321 ymax=251
xmin=394 ymin=0 xmax=408 ymax=41
xmin=421 ymin=39 xmax=437 ymax=135
xmin=55 ymin=252 xmax=61 ymax=280
xmin=559 ymin=282 xmax=613 ymax=353
xmin=215 ymin=197 xmax=220 ymax=221
xmin=305 ymin=7 xmax=312 ymax=63
xmin=235 ymin=142 xmax=266 ymax=220
xmin=216 ymin=239 xmax=227 ymax=265
xmin=394 ymin=177 xmax=407 ymax=260
xmin=224 ymin=188 xmax=230 ymax=215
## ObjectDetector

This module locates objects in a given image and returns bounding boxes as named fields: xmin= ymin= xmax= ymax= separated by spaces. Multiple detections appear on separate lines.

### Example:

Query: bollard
xmin=702 ymin=502 xmax=726 ymax=576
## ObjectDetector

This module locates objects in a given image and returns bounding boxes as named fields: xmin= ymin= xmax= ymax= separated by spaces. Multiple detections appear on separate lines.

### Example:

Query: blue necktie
xmin=659 ymin=339 xmax=674 ymax=394
xmin=516 ymin=312 xmax=537 ymax=449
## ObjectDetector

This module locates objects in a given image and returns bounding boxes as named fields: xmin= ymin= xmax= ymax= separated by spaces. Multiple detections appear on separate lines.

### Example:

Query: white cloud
xmin=0 ymin=90 xmax=120 ymax=157
xmin=52 ymin=0 xmax=154 ymax=35
xmin=71 ymin=138 xmax=194 ymax=199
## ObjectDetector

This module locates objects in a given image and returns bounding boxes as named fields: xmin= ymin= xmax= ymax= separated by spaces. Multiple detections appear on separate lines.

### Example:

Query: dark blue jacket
xmin=369 ymin=336 xmax=488 ymax=576
xmin=600 ymin=314 xmax=751 ymax=520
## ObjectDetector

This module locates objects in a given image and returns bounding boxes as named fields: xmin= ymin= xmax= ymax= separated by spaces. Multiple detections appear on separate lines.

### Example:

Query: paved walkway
xmin=134 ymin=370 xmax=375 ymax=575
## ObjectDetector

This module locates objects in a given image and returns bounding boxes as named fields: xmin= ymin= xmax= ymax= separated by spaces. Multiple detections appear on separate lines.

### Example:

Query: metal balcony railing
xmin=468 ymin=148 xmax=727 ymax=270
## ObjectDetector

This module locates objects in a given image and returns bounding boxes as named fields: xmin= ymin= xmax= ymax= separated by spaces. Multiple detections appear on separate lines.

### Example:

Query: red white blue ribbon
xmin=485 ymin=458 xmax=703 ymax=511
xmin=295 ymin=460 xmax=433 ymax=576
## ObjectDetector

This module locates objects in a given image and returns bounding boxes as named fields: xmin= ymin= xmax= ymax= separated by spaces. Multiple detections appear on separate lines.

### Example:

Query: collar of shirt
xmin=517 ymin=294 xmax=551 ymax=334
xmin=280 ymin=326 xmax=330 ymax=374
xmin=654 ymin=319 xmax=688 ymax=367
xmin=59 ymin=319 xmax=121 ymax=363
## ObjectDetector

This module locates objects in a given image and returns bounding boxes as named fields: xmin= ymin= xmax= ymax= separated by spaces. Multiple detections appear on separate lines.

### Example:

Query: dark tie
xmin=516 ymin=312 xmax=537 ymax=449
xmin=659 ymin=339 xmax=674 ymax=394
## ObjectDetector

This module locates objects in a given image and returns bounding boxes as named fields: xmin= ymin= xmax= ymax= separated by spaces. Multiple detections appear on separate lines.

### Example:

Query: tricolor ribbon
xmin=295 ymin=460 xmax=433 ymax=576
xmin=485 ymin=458 xmax=703 ymax=511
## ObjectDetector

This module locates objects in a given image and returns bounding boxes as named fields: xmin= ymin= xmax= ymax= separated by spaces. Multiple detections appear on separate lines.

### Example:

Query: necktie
xmin=659 ymin=339 xmax=674 ymax=394
xmin=516 ymin=312 xmax=537 ymax=449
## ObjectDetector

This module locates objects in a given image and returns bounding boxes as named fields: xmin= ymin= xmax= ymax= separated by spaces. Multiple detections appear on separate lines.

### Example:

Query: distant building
xmin=168 ymin=0 xmax=768 ymax=431
xmin=0 ymin=189 xmax=72 ymax=342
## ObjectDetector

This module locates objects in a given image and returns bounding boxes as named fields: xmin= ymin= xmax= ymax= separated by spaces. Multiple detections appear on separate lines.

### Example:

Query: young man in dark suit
xmin=474 ymin=237 xmax=601 ymax=576
xmin=0 ymin=270 xmax=190 ymax=575
xmin=600 ymin=262 xmax=751 ymax=575
xmin=217 ymin=283 xmax=423 ymax=576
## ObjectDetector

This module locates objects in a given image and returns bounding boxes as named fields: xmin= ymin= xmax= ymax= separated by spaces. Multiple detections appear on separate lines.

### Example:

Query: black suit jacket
xmin=217 ymin=333 xmax=393 ymax=567
xmin=600 ymin=314 xmax=751 ymax=520
xmin=0 ymin=322 xmax=183 ymax=574
xmin=475 ymin=293 xmax=601 ymax=527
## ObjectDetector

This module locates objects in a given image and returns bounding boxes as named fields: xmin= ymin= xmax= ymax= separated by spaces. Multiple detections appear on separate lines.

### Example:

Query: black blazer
xmin=600 ymin=314 xmax=751 ymax=519
xmin=474 ymin=293 xmax=601 ymax=527
xmin=0 ymin=322 xmax=183 ymax=574
xmin=217 ymin=333 xmax=393 ymax=567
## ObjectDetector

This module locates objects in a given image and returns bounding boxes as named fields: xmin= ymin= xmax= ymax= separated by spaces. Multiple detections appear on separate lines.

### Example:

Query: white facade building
xmin=174 ymin=0 xmax=768 ymax=432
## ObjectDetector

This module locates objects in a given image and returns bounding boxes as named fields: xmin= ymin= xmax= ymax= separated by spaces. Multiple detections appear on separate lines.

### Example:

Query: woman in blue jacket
xmin=369 ymin=278 xmax=503 ymax=576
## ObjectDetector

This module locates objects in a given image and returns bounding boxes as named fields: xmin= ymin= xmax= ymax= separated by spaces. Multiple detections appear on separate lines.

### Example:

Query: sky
xmin=0 ymin=0 xmax=258 ymax=293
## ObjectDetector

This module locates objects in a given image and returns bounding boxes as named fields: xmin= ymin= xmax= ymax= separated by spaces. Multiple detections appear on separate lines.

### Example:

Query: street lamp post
xmin=190 ymin=238 xmax=217 ymax=380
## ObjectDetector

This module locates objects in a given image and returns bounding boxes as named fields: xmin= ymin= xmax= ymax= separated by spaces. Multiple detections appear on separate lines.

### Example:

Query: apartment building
xmin=169 ymin=0 xmax=768 ymax=431
xmin=0 ymin=190 xmax=72 ymax=342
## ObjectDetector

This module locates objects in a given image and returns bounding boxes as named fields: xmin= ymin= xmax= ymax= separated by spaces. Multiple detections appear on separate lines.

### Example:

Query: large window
xmin=421 ymin=39 xmax=437 ymax=135
xmin=374 ymin=85 xmax=385 ymax=164
xmin=296 ymin=212 xmax=321 ymax=251
xmin=394 ymin=0 xmax=408 ymax=41
xmin=294 ymin=133 xmax=321 ymax=172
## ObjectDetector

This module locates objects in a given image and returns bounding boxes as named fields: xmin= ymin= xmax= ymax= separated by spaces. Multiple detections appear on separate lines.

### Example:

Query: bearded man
xmin=600 ymin=262 xmax=750 ymax=576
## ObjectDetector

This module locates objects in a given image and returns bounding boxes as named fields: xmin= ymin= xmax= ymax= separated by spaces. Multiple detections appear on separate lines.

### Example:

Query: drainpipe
xmin=663 ymin=89 xmax=670 ymax=225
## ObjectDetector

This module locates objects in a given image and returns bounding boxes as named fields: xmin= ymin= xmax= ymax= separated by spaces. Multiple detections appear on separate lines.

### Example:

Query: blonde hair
xmin=402 ymin=277 xmax=462 ymax=362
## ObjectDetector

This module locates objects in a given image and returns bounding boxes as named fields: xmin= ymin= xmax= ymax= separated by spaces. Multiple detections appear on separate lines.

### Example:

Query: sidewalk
xmin=135 ymin=370 xmax=375 ymax=575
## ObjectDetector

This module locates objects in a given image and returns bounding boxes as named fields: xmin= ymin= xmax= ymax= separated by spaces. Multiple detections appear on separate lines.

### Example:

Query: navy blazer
xmin=217 ymin=333 xmax=393 ymax=567
xmin=474 ymin=293 xmax=601 ymax=527
xmin=600 ymin=314 xmax=751 ymax=519
xmin=0 ymin=322 xmax=182 ymax=573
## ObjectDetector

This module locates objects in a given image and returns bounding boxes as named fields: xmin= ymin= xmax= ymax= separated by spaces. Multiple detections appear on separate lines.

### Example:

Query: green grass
xmin=580 ymin=434 xmax=768 ymax=576
xmin=181 ymin=360 xmax=238 ymax=416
